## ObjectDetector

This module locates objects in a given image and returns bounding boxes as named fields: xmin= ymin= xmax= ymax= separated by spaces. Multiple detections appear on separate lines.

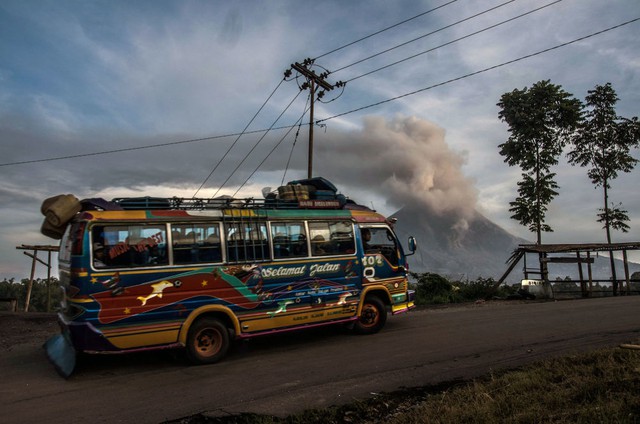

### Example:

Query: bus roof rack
xmin=108 ymin=195 xmax=357 ymax=211
xmin=104 ymin=178 xmax=373 ymax=212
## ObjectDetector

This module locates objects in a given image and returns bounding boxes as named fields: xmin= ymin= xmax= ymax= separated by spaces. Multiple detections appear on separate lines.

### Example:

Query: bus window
xmin=309 ymin=221 xmax=355 ymax=256
xmin=362 ymin=226 xmax=399 ymax=266
xmin=225 ymin=221 xmax=268 ymax=263
xmin=271 ymin=222 xmax=308 ymax=259
xmin=92 ymin=224 xmax=168 ymax=268
xmin=60 ymin=222 xmax=85 ymax=262
xmin=172 ymin=223 xmax=222 ymax=264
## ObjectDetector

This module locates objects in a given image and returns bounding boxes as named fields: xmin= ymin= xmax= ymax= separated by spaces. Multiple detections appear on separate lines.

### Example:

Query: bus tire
xmin=354 ymin=296 xmax=387 ymax=334
xmin=186 ymin=317 xmax=230 ymax=365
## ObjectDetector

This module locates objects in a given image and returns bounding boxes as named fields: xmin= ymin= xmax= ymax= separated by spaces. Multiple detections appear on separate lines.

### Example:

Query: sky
xmin=1 ymin=0 xmax=639 ymax=280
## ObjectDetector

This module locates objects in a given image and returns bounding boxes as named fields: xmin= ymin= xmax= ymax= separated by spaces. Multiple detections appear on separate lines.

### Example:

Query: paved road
xmin=2 ymin=297 xmax=639 ymax=423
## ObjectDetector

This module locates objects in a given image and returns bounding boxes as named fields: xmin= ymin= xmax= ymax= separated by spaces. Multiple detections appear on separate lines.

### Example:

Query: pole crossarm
xmin=16 ymin=245 xmax=60 ymax=252
xmin=291 ymin=61 xmax=335 ymax=92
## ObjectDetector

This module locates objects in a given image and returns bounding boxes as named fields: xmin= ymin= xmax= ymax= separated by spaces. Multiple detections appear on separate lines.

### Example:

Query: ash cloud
xmin=316 ymin=115 xmax=478 ymax=220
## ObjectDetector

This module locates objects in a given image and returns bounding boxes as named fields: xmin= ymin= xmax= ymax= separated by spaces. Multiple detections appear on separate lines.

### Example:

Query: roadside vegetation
xmin=409 ymin=272 xmax=516 ymax=305
xmin=173 ymin=343 xmax=640 ymax=424
xmin=0 ymin=277 xmax=62 ymax=312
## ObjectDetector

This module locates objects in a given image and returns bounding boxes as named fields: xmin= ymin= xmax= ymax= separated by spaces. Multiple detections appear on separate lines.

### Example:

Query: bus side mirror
xmin=406 ymin=236 xmax=417 ymax=256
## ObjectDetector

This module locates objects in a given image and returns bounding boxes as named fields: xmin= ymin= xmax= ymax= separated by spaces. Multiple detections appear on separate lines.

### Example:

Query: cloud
xmin=316 ymin=115 xmax=478 ymax=218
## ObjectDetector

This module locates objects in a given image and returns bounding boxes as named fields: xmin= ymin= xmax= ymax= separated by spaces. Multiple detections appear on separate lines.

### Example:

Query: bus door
xmin=306 ymin=220 xmax=360 ymax=308
xmin=359 ymin=225 xmax=405 ymax=282
xmin=266 ymin=221 xmax=312 ymax=308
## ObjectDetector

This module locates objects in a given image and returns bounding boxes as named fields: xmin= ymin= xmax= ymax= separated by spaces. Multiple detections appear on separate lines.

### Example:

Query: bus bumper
xmin=391 ymin=289 xmax=416 ymax=314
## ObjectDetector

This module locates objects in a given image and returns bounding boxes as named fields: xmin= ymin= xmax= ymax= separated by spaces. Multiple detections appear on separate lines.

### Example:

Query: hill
xmin=390 ymin=207 xmax=640 ymax=283
xmin=391 ymin=206 xmax=527 ymax=280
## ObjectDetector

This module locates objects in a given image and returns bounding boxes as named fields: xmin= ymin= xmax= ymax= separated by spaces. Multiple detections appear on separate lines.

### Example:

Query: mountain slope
xmin=391 ymin=207 xmax=528 ymax=280
xmin=391 ymin=207 xmax=640 ymax=283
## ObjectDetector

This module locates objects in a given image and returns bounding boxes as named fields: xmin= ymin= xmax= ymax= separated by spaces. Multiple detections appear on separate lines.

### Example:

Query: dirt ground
xmin=0 ymin=312 xmax=58 ymax=352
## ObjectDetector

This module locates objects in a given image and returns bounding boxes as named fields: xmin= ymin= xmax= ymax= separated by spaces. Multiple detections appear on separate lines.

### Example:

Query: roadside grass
xmin=178 ymin=342 xmax=640 ymax=424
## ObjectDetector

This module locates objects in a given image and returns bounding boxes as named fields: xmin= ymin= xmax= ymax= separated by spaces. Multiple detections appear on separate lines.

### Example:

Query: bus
xmin=44 ymin=180 xmax=416 ymax=377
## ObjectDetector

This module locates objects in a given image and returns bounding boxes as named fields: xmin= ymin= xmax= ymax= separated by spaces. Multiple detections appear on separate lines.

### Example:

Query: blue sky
xmin=1 ymin=0 xmax=639 ymax=279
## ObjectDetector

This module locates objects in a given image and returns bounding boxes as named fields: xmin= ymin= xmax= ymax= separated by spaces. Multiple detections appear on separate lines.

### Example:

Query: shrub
xmin=410 ymin=273 xmax=517 ymax=305
xmin=0 ymin=278 xmax=62 ymax=312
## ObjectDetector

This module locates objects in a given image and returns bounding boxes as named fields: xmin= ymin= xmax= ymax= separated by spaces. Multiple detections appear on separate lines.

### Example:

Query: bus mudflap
xmin=44 ymin=333 xmax=76 ymax=379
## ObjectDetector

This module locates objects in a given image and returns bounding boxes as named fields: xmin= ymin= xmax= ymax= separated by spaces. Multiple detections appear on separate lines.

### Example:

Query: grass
xmin=172 ymin=341 xmax=640 ymax=424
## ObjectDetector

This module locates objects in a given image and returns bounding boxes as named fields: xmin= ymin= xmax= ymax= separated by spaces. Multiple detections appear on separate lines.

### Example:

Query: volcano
xmin=391 ymin=207 xmax=640 ymax=283
xmin=391 ymin=207 xmax=528 ymax=281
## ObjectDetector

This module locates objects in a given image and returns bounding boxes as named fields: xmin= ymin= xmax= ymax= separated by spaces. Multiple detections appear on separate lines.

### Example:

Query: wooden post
xmin=586 ymin=251 xmax=593 ymax=295
xmin=25 ymin=250 xmax=37 ymax=312
xmin=577 ymin=251 xmax=586 ymax=297
xmin=623 ymin=249 xmax=630 ymax=295
xmin=46 ymin=250 xmax=52 ymax=312
xmin=308 ymin=79 xmax=315 ymax=179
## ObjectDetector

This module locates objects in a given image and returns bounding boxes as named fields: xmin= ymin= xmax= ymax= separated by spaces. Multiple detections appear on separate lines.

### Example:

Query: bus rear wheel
xmin=354 ymin=296 xmax=387 ymax=334
xmin=186 ymin=317 xmax=230 ymax=365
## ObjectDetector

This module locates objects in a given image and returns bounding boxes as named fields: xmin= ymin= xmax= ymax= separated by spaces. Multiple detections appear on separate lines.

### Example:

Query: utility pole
xmin=287 ymin=59 xmax=343 ymax=179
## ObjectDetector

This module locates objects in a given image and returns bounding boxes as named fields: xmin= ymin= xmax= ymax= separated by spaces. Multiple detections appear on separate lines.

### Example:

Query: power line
xmin=313 ymin=0 xmax=459 ymax=60
xmin=332 ymin=0 xmax=519 ymax=74
xmin=0 ymin=132 xmax=240 ymax=167
xmin=281 ymin=93 xmax=311 ymax=186
xmin=317 ymin=17 xmax=640 ymax=124
xmin=344 ymin=0 xmax=563 ymax=84
xmin=2 ymin=17 xmax=636 ymax=170
xmin=210 ymin=88 xmax=304 ymax=199
xmin=0 ymin=123 xmax=298 ymax=168
xmin=233 ymin=102 xmax=311 ymax=197
xmin=192 ymin=78 xmax=285 ymax=197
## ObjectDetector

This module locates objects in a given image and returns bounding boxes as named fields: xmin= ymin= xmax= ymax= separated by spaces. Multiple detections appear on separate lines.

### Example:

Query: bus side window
xmin=173 ymin=223 xmax=222 ymax=264
xmin=225 ymin=222 xmax=268 ymax=263
xmin=128 ymin=225 xmax=168 ymax=266
xmin=309 ymin=221 xmax=355 ymax=256
xmin=271 ymin=222 xmax=307 ymax=259
xmin=92 ymin=224 xmax=167 ymax=268
xmin=201 ymin=229 xmax=222 ymax=262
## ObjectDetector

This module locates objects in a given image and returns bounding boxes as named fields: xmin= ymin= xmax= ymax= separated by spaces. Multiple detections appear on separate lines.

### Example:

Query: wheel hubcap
xmin=196 ymin=329 xmax=221 ymax=357
xmin=361 ymin=304 xmax=378 ymax=327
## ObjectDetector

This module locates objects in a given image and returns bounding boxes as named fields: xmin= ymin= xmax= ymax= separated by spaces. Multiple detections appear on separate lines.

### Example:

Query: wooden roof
xmin=516 ymin=242 xmax=640 ymax=254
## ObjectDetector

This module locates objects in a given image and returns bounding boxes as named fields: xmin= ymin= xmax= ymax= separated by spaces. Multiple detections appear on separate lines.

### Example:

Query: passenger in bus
xmin=202 ymin=233 xmax=222 ymax=262
xmin=311 ymin=235 xmax=326 ymax=255
xmin=361 ymin=228 xmax=373 ymax=252
xmin=93 ymin=242 xmax=107 ymax=268
xmin=292 ymin=234 xmax=307 ymax=256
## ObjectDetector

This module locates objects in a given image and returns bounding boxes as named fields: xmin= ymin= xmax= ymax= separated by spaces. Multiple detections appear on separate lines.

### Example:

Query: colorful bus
xmin=44 ymin=182 xmax=416 ymax=377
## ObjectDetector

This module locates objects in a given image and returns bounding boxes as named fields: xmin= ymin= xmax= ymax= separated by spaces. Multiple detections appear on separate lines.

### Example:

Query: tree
xmin=567 ymin=83 xmax=640 ymax=242
xmin=567 ymin=82 xmax=640 ymax=294
xmin=497 ymin=80 xmax=582 ymax=245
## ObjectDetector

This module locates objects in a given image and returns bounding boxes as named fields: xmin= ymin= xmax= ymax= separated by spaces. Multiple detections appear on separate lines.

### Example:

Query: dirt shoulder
xmin=0 ymin=311 xmax=58 ymax=352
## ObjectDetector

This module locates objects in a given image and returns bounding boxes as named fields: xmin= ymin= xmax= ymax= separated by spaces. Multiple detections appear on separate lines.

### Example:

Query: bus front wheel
xmin=354 ymin=296 xmax=387 ymax=334
xmin=186 ymin=317 xmax=230 ymax=365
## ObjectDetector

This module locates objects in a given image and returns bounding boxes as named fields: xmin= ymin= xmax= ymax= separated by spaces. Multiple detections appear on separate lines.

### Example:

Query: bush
xmin=0 ymin=277 xmax=62 ymax=312
xmin=410 ymin=273 xmax=516 ymax=305
xmin=457 ymin=276 xmax=499 ymax=300
xmin=411 ymin=272 xmax=459 ymax=305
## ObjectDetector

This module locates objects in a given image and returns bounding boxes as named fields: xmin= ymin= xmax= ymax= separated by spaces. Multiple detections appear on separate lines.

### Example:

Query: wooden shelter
xmin=15 ymin=244 xmax=59 ymax=312
xmin=497 ymin=242 xmax=640 ymax=297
